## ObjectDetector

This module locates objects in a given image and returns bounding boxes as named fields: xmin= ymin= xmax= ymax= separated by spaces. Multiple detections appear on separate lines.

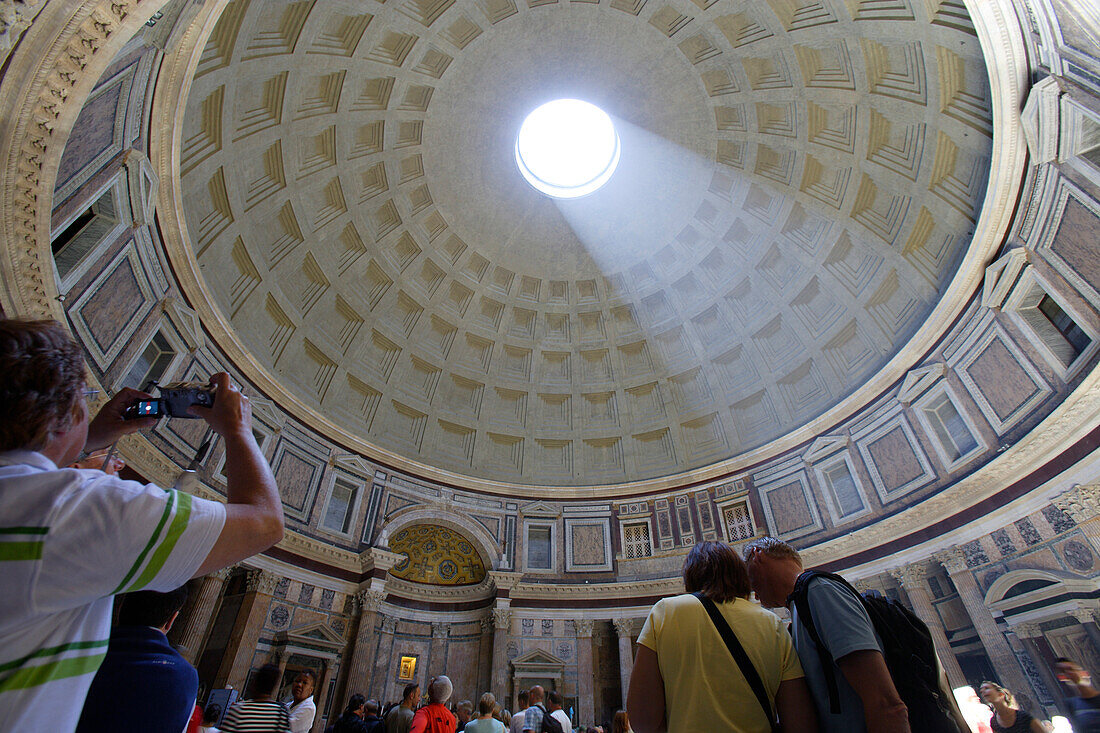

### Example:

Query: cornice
xmin=511 ymin=577 xmax=683 ymax=600
xmin=384 ymin=574 xmax=495 ymax=604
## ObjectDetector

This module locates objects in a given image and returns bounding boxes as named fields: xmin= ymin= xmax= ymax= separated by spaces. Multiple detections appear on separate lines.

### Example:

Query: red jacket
xmin=410 ymin=703 xmax=457 ymax=733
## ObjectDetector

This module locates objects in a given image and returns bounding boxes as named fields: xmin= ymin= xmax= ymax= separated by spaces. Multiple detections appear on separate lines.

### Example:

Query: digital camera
xmin=123 ymin=381 xmax=215 ymax=420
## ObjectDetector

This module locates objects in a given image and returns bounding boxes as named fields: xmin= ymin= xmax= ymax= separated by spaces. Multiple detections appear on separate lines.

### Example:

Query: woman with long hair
xmin=611 ymin=710 xmax=632 ymax=733
xmin=978 ymin=681 xmax=1045 ymax=733
xmin=626 ymin=541 xmax=817 ymax=732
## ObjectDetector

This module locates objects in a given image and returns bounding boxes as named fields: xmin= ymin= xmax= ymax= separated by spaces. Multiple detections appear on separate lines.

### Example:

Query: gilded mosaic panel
xmin=389 ymin=524 xmax=487 ymax=585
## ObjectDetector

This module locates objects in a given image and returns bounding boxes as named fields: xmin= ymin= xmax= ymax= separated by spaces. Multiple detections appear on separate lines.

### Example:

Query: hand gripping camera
xmin=122 ymin=381 xmax=215 ymax=420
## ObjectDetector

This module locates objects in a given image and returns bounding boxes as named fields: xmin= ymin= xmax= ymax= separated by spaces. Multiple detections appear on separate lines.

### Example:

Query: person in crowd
xmin=611 ymin=711 xmax=631 ymax=733
xmin=76 ymin=586 xmax=198 ymax=732
xmin=508 ymin=690 xmax=529 ymax=733
xmin=547 ymin=691 xmax=570 ymax=730
xmin=521 ymin=685 xmax=547 ymax=733
xmin=979 ymin=681 xmax=1045 ymax=733
xmin=744 ymin=536 xmax=909 ymax=733
xmin=1055 ymin=658 xmax=1100 ymax=731
xmin=465 ymin=693 xmax=505 ymax=733
xmin=0 ymin=319 xmax=284 ymax=732
xmin=221 ymin=664 xmax=291 ymax=732
xmin=410 ymin=675 xmax=457 ymax=733
xmin=287 ymin=670 xmax=317 ymax=733
xmin=628 ymin=541 xmax=817 ymax=732
xmin=456 ymin=700 xmax=473 ymax=731
xmin=331 ymin=694 xmax=369 ymax=733
xmin=364 ymin=699 xmax=384 ymax=733
xmin=200 ymin=703 xmax=223 ymax=733
xmin=387 ymin=684 xmax=421 ymax=733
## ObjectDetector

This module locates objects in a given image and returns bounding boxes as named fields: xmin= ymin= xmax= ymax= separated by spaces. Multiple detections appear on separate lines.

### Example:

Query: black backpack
xmin=788 ymin=570 xmax=956 ymax=732
xmin=539 ymin=706 xmax=564 ymax=733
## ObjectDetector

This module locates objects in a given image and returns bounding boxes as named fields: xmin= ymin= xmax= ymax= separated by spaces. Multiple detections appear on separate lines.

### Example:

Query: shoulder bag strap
xmin=693 ymin=592 xmax=779 ymax=732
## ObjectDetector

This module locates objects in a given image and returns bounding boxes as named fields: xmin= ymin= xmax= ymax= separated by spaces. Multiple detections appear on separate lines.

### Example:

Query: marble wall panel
xmin=1049 ymin=196 xmax=1100 ymax=293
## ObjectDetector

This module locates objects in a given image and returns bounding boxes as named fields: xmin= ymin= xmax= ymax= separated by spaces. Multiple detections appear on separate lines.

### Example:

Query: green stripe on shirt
xmin=0 ymin=526 xmax=49 ymax=535
xmin=0 ymin=540 xmax=44 ymax=561
xmin=125 ymin=491 xmax=193 ymax=593
xmin=111 ymin=489 xmax=177 ymax=595
xmin=0 ymin=640 xmax=110 ymax=675
xmin=0 ymin=652 xmax=106 ymax=692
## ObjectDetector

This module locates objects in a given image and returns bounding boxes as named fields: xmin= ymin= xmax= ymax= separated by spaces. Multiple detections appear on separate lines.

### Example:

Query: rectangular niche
xmin=811 ymin=452 xmax=871 ymax=525
xmin=853 ymin=406 xmax=936 ymax=503
xmin=565 ymin=517 xmax=613 ymax=572
xmin=912 ymin=382 xmax=986 ymax=471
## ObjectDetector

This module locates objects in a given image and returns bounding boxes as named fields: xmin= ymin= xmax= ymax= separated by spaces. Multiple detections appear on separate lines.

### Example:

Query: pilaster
xmin=574 ymin=619 xmax=595 ymax=726
xmin=215 ymin=568 xmax=278 ymax=691
xmin=933 ymin=549 xmax=1034 ymax=701
xmin=613 ymin=618 xmax=635 ymax=708
xmin=889 ymin=563 xmax=966 ymax=688
xmin=174 ymin=565 xmax=233 ymax=664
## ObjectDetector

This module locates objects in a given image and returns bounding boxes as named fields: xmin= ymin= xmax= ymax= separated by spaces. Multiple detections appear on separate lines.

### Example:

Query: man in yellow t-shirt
xmin=628 ymin=542 xmax=817 ymax=732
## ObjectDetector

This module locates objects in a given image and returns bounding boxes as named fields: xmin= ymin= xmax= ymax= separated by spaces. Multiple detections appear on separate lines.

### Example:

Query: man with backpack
xmin=745 ymin=537 xmax=967 ymax=733
xmin=520 ymin=686 xmax=563 ymax=733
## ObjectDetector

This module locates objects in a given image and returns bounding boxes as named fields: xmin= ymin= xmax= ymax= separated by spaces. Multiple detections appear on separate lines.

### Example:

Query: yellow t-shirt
xmin=636 ymin=593 xmax=804 ymax=733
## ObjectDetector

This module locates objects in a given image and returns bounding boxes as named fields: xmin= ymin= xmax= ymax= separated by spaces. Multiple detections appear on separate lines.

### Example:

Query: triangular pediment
xmin=981 ymin=248 xmax=1028 ymax=310
xmin=162 ymin=297 xmax=204 ymax=351
xmin=334 ymin=453 xmax=375 ymax=479
xmin=512 ymin=648 xmax=565 ymax=666
xmin=802 ymin=435 xmax=849 ymax=464
xmin=286 ymin=621 xmax=344 ymax=646
xmin=897 ymin=363 xmax=946 ymax=404
xmin=520 ymin=501 xmax=560 ymax=517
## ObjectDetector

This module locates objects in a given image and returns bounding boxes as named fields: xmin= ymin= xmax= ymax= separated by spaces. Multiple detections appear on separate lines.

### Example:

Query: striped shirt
xmin=0 ymin=451 xmax=225 ymax=732
xmin=220 ymin=700 xmax=291 ymax=732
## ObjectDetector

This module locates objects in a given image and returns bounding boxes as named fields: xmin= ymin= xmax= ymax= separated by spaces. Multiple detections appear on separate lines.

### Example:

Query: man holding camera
xmin=0 ymin=319 xmax=284 ymax=732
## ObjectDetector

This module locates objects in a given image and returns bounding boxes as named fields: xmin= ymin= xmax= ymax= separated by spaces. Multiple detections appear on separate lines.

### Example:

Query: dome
xmin=176 ymin=0 xmax=996 ymax=488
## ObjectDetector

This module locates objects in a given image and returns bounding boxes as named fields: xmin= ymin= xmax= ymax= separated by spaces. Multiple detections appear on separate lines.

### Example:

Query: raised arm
xmin=836 ymin=649 xmax=910 ymax=733
xmin=190 ymin=373 xmax=284 ymax=576
xmin=627 ymin=645 xmax=667 ymax=733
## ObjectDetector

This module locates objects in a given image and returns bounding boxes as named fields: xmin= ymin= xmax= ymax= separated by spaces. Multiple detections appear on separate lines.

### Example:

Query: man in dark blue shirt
xmin=76 ymin=585 xmax=198 ymax=733
xmin=1056 ymin=657 xmax=1100 ymax=732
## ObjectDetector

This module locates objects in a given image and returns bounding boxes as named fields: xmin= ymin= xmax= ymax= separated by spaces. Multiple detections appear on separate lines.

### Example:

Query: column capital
xmin=490 ymin=608 xmax=513 ymax=630
xmin=574 ymin=619 xmax=594 ymax=637
xmin=889 ymin=563 xmax=928 ymax=590
xmin=210 ymin=565 xmax=236 ymax=581
xmin=934 ymin=547 xmax=969 ymax=574
xmin=381 ymin=615 xmax=398 ymax=634
xmin=1070 ymin=606 xmax=1098 ymax=624
xmin=354 ymin=589 xmax=386 ymax=615
xmin=1053 ymin=484 xmax=1100 ymax=523
xmin=245 ymin=568 xmax=280 ymax=595
xmin=479 ymin=615 xmax=494 ymax=633
xmin=853 ymin=579 xmax=872 ymax=592
xmin=1012 ymin=622 xmax=1043 ymax=639
xmin=431 ymin=622 xmax=449 ymax=638
xmin=612 ymin=618 xmax=635 ymax=638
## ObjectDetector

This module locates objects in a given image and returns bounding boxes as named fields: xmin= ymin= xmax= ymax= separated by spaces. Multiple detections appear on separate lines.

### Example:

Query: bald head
xmin=528 ymin=685 xmax=544 ymax=704
xmin=428 ymin=675 xmax=453 ymax=704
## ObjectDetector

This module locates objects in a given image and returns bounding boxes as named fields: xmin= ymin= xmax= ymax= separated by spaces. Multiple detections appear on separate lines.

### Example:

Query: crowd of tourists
xmin=1 ymin=315 xmax=1099 ymax=733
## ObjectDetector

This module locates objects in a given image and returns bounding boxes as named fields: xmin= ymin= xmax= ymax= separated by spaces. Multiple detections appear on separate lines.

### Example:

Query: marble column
xmin=613 ymin=618 xmax=635 ymax=708
xmin=174 ymin=566 xmax=233 ymax=664
xmin=216 ymin=568 xmax=279 ymax=691
xmin=1069 ymin=607 xmax=1100 ymax=656
xmin=490 ymin=608 xmax=513 ymax=706
xmin=934 ymin=549 xmax=1034 ymax=698
xmin=343 ymin=589 xmax=385 ymax=704
xmin=375 ymin=615 xmax=399 ymax=703
xmin=574 ymin=619 xmax=595 ymax=726
xmin=477 ymin=616 xmax=494 ymax=696
xmin=1012 ymin=623 xmax=1062 ymax=711
xmin=889 ymin=563 xmax=967 ymax=688
xmin=430 ymin=622 xmax=449 ymax=674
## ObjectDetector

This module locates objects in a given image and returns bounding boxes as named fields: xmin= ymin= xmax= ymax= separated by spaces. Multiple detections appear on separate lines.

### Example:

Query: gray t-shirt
xmin=790 ymin=576 xmax=883 ymax=733
xmin=385 ymin=704 xmax=415 ymax=733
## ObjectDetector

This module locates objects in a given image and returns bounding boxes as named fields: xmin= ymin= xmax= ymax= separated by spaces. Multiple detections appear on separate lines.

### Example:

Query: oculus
xmin=515 ymin=99 xmax=620 ymax=198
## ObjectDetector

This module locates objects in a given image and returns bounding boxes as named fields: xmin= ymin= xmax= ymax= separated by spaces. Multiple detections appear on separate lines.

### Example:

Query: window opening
xmin=923 ymin=391 xmax=978 ymax=462
xmin=323 ymin=479 xmax=357 ymax=533
xmin=123 ymin=332 xmax=174 ymax=390
xmin=622 ymin=522 xmax=652 ymax=559
xmin=722 ymin=502 xmax=754 ymax=542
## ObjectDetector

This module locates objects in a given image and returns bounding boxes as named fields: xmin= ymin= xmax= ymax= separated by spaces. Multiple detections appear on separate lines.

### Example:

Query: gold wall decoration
xmin=388 ymin=524 xmax=487 ymax=586
xmin=398 ymin=655 xmax=417 ymax=681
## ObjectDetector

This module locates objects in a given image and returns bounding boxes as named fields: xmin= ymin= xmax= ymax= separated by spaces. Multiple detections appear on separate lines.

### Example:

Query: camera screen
xmin=134 ymin=400 xmax=162 ymax=417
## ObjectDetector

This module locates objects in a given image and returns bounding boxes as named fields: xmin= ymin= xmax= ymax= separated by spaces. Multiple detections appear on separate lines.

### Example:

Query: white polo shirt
xmin=0 ymin=451 xmax=226 ymax=732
